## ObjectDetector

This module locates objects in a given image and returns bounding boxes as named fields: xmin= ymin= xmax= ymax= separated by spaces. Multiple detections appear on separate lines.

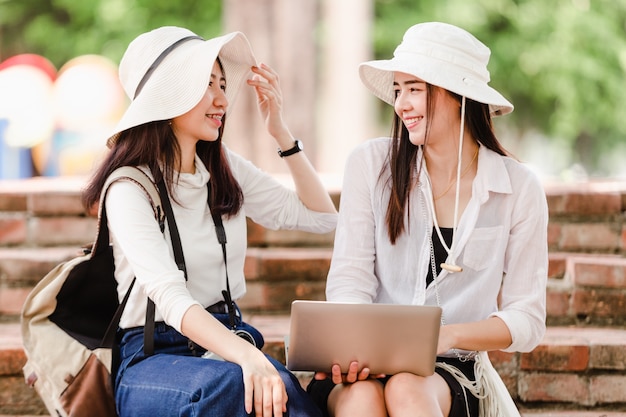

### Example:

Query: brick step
xmin=3 ymin=247 xmax=625 ymax=322
xmin=547 ymin=252 xmax=626 ymax=326
xmin=3 ymin=319 xmax=626 ymax=414
xmin=0 ymin=246 xmax=333 ymax=319
xmin=0 ymin=176 xmax=338 ymax=249
xmin=238 ymin=247 xmax=332 ymax=313
xmin=0 ymin=247 xmax=81 ymax=319
xmin=2 ymin=177 xmax=626 ymax=253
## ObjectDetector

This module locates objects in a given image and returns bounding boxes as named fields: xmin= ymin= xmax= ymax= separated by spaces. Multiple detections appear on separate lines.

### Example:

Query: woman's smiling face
xmin=170 ymin=60 xmax=228 ymax=147
xmin=393 ymin=72 xmax=460 ymax=147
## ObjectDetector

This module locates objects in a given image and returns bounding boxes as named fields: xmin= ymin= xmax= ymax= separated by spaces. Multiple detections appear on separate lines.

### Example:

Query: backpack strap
xmin=97 ymin=167 xmax=165 ymax=350
xmin=95 ymin=167 xmax=165 ymax=255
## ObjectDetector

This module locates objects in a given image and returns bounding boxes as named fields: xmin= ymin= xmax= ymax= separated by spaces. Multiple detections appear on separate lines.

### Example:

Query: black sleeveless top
xmin=426 ymin=227 xmax=453 ymax=287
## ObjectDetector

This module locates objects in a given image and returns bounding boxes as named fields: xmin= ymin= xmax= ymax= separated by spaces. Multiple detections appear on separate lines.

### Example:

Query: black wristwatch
xmin=277 ymin=139 xmax=303 ymax=158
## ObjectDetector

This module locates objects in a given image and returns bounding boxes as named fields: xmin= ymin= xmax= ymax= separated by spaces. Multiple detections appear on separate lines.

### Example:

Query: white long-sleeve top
xmin=326 ymin=138 xmax=548 ymax=353
xmin=106 ymin=148 xmax=337 ymax=331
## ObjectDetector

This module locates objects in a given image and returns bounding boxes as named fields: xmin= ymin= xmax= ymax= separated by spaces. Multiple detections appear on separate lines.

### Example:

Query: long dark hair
xmin=381 ymin=84 xmax=509 ymax=244
xmin=82 ymin=119 xmax=243 ymax=217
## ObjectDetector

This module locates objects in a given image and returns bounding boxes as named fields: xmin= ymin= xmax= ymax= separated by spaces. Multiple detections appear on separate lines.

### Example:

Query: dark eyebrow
xmin=210 ymin=73 xmax=226 ymax=84
xmin=393 ymin=79 xmax=426 ymax=87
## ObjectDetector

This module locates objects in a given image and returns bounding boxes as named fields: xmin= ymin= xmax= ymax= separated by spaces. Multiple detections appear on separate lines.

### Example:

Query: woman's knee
xmin=328 ymin=380 xmax=385 ymax=417
xmin=384 ymin=373 xmax=451 ymax=416
xmin=385 ymin=372 xmax=427 ymax=396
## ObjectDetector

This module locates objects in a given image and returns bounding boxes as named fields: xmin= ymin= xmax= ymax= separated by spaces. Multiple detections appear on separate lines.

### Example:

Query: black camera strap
xmin=155 ymin=178 xmax=238 ymax=337
xmin=157 ymin=180 xmax=188 ymax=279
xmin=206 ymin=182 xmax=238 ymax=329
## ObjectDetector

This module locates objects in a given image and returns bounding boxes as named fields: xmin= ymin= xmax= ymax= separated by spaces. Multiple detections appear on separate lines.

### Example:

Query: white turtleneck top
xmin=105 ymin=147 xmax=337 ymax=331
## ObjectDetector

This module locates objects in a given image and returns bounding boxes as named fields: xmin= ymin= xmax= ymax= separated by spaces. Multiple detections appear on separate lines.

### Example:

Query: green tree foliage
xmin=1 ymin=0 xmax=624 ymax=175
xmin=375 ymin=0 xmax=626 ymax=175
xmin=0 ymin=0 xmax=222 ymax=69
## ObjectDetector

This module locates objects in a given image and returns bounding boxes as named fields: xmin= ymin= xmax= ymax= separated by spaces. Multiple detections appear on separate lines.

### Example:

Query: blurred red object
xmin=0 ymin=53 xmax=57 ymax=81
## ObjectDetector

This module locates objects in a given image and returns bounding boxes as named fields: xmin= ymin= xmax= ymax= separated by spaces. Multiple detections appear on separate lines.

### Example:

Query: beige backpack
xmin=21 ymin=166 xmax=164 ymax=417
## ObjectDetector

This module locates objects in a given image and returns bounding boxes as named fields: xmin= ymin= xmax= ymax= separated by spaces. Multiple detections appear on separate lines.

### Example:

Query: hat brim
xmin=359 ymin=57 xmax=513 ymax=117
xmin=107 ymin=32 xmax=256 ymax=147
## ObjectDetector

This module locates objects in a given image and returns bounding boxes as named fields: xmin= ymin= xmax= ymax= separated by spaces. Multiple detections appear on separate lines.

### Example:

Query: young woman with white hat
xmin=307 ymin=22 xmax=548 ymax=417
xmin=82 ymin=26 xmax=336 ymax=417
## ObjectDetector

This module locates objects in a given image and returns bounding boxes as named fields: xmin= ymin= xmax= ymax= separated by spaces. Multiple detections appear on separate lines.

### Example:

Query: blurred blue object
xmin=0 ymin=119 xmax=34 ymax=179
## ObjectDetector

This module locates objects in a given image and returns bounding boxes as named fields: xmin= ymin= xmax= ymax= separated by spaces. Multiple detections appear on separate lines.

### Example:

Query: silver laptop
xmin=286 ymin=300 xmax=442 ymax=376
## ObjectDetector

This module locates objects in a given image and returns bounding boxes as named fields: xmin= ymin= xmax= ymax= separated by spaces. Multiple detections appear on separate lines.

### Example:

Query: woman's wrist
xmin=277 ymin=139 xmax=303 ymax=158
xmin=270 ymin=126 xmax=295 ymax=148
xmin=443 ymin=323 xmax=462 ymax=350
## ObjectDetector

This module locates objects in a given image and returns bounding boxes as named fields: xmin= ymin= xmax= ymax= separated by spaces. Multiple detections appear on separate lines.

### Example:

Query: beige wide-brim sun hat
xmin=359 ymin=22 xmax=513 ymax=117
xmin=107 ymin=26 xmax=256 ymax=147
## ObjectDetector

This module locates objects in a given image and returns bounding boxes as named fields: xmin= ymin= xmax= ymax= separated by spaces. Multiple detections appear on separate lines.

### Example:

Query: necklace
xmin=419 ymin=185 xmax=476 ymax=362
xmin=432 ymin=145 xmax=479 ymax=201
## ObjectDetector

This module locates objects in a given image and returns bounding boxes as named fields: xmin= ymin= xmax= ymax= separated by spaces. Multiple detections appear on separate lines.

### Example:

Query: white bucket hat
xmin=359 ymin=22 xmax=513 ymax=116
xmin=107 ymin=26 xmax=256 ymax=147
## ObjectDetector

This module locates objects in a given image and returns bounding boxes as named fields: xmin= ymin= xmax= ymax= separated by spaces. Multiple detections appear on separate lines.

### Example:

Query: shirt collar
xmin=474 ymin=147 xmax=512 ymax=202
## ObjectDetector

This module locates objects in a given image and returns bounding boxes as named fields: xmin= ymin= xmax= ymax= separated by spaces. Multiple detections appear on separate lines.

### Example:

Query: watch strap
xmin=277 ymin=139 xmax=303 ymax=158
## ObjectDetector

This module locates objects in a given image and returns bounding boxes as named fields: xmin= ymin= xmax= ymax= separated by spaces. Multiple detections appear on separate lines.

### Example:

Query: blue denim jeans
xmin=115 ymin=321 xmax=322 ymax=417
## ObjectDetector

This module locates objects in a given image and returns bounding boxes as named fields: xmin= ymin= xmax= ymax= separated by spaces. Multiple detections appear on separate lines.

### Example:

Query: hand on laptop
xmin=314 ymin=361 xmax=386 ymax=384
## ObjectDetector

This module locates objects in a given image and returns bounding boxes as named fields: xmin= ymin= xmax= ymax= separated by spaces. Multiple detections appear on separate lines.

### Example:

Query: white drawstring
xmin=438 ymin=95 xmax=466 ymax=273
xmin=436 ymin=360 xmax=482 ymax=417
xmin=436 ymin=352 xmax=518 ymax=417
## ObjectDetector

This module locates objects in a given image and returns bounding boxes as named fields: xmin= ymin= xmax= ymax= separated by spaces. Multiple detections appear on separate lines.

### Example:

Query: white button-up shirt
xmin=326 ymin=138 xmax=548 ymax=353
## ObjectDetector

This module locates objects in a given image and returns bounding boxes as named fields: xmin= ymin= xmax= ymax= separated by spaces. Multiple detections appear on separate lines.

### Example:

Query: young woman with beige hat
xmin=307 ymin=22 xmax=548 ymax=417
xmin=82 ymin=26 xmax=336 ymax=417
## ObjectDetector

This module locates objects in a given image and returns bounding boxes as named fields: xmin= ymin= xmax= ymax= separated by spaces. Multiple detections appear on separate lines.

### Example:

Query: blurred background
xmin=0 ymin=0 xmax=625 ymax=182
